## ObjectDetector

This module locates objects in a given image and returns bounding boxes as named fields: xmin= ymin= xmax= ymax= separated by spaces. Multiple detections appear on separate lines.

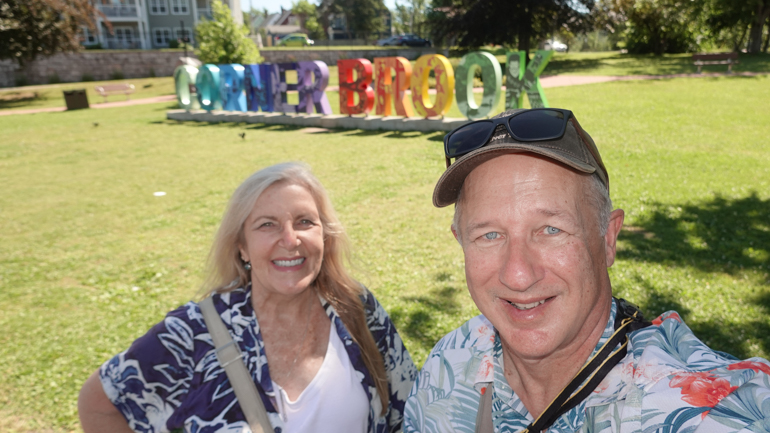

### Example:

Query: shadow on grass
xmin=389 ymin=276 xmax=463 ymax=349
xmin=619 ymin=192 xmax=770 ymax=274
xmin=618 ymin=192 xmax=770 ymax=359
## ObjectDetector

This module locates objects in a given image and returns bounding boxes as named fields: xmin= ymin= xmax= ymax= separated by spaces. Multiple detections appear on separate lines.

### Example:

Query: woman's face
xmin=239 ymin=182 xmax=325 ymax=299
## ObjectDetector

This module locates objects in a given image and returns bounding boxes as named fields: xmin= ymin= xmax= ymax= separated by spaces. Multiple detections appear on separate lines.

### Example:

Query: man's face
xmin=454 ymin=153 xmax=623 ymax=362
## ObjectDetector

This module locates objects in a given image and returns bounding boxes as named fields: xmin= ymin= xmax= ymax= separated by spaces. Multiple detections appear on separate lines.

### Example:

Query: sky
xmin=248 ymin=0 xmax=398 ymax=14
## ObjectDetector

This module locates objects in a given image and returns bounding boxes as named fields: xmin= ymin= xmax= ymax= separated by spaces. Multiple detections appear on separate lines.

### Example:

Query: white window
xmin=149 ymin=0 xmax=168 ymax=14
xmin=175 ymin=28 xmax=193 ymax=44
xmin=115 ymin=27 xmax=134 ymax=43
xmin=82 ymin=27 xmax=97 ymax=45
xmin=153 ymin=27 xmax=172 ymax=46
xmin=170 ymin=0 xmax=189 ymax=14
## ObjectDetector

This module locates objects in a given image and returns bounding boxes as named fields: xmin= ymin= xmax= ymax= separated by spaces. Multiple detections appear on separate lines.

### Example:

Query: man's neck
xmin=500 ymin=303 xmax=612 ymax=419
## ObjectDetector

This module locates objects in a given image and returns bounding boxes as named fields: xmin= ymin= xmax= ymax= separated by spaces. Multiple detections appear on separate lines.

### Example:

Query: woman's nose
xmin=279 ymin=224 xmax=300 ymax=248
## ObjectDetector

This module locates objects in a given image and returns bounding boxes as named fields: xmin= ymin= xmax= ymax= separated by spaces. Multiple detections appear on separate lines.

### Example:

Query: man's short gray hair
xmin=452 ymin=173 xmax=612 ymax=244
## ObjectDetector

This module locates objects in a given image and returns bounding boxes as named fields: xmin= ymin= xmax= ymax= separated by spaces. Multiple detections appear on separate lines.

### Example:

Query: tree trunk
xmin=517 ymin=9 xmax=532 ymax=65
xmin=734 ymin=24 xmax=749 ymax=52
xmin=748 ymin=2 xmax=770 ymax=53
xmin=764 ymin=15 xmax=770 ymax=52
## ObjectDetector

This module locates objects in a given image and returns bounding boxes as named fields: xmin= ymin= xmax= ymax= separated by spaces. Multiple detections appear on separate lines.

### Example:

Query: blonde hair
xmin=202 ymin=162 xmax=389 ymax=414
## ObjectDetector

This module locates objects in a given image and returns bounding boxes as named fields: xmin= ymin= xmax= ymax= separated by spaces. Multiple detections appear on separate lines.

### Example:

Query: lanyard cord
xmin=521 ymin=298 xmax=651 ymax=433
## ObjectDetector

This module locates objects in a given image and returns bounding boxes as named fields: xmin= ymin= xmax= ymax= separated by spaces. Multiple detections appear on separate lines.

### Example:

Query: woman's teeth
xmin=273 ymin=258 xmax=305 ymax=267
xmin=509 ymin=299 xmax=547 ymax=310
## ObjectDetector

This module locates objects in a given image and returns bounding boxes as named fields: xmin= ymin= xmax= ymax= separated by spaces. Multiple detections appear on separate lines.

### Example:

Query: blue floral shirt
xmin=404 ymin=301 xmax=770 ymax=433
xmin=99 ymin=286 xmax=417 ymax=433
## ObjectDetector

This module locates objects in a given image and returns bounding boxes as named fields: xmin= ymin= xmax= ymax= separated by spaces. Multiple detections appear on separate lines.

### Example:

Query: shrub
xmin=48 ymin=73 xmax=61 ymax=84
xmin=168 ymin=39 xmax=180 ymax=49
xmin=110 ymin=70 xmax=125 ymax=80
xmin=196 ymin=0 xmax=262 ymax=64
xmin=81 ymin=73 xmax=95 ymax=82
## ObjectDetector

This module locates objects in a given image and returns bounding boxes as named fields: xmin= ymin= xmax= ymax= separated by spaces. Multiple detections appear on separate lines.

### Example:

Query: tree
xmin=292 ymin=0 xmax=326 ymax=41
xmin=428 ymin=0 xmax=593 ymax=60
xmin=0 ymin=0 xmax=103 ymax=66
xmin=196 ymin=0 xmax=261 ymax=64
xmin=393 ymin=0 xmax=428 ymax=37
xmin=697 ymin=0 xmax=770 ymax=53
xmin=331 ymin=0 xmax=387 ymax=41
xmin=597 ymin=0 xmax=700 ymax=54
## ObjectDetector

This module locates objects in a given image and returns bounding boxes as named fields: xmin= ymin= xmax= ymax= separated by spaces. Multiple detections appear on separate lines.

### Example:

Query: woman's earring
xmin=243 ymin=261 xmax=252 ymax=271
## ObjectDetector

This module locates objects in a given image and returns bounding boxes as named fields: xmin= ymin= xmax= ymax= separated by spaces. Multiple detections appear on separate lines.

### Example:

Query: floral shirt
xmin=404 ymin=301 xmax=770 ymax=433
xmin=99 ymin=286 xmax=417 ymax=433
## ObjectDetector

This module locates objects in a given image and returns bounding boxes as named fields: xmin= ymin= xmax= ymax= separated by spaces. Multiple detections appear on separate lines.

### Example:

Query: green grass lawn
xmin=0 ymin=77 xmax=177 ymax=111
xmin=1 ymin=71 xmax=769 ymax=432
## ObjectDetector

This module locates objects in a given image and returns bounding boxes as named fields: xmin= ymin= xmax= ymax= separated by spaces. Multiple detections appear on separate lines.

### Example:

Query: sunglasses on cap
xmin=443 ymin=108 xmax=573 ymax=167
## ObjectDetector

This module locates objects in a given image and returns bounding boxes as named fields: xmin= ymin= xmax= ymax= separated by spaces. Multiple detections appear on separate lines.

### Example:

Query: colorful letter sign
xmin=506 ymin=50 xmax=553 ymax=109
xmin=273 ymin=63 xmax=299 ymax=113
xmin=374 ymin=57 xmax=413 ymax=117
xmin=455 ymin=51 xmax=502 ymax=120
xmin=219 ymin=64 xmax=246 ymax=112
xmin=196 ymin=64 xmax=221 ymax=111
xmin=174 ymin=65 xmax=199 ymax=110
xmin=411 ymin=54 xmax=454 ymax=118
xmin=175 ymin=52 xmax=554 ymax=121
xmin=297 ymin=60 xmax=332 ymax=115
xmin=338 ymin=59 xmax=374 ymax=115
xmin=244 ymin=64 xmax=272 ymax=112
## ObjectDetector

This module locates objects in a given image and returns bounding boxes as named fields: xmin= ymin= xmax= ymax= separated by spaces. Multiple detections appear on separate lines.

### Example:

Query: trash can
xmin=63 ymin=89 xmax=89 ymax=110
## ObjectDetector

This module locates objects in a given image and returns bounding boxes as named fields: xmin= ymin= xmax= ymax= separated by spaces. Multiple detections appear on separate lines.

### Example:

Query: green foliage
xmin=0 ymin=0 xmax=101 ymax=65
xmin=623 ymin=0 xmax=701 ymax=54
xmin=393 ymin=0 xmax=428 ymax=38
xmin=429 ymin=0 xmax=592 ymax=56
xmin=110 ymin=70 xmax=125 ymax=80
xmin=331 ymin=0 xmax=388 ymax=41
xmin=196 ymin=0 xmax=262 ymax=64
xmin=292 ymin=0 xmax=326 ymax=41
xmin=81 ymin=73 xmax=94 ymax=82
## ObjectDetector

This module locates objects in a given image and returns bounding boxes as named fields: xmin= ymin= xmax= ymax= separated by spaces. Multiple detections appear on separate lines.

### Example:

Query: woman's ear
xmin=238 ymin=245 xmax=249 ymax=263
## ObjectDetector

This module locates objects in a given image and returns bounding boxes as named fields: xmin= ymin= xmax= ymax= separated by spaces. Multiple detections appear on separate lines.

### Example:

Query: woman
xmin=78 ymin=162 xmax=416 ymax=433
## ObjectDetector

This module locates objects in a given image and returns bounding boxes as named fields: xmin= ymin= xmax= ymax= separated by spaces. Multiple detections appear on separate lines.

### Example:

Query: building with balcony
xmin=83 ymin=0 xmax=242 ymax=50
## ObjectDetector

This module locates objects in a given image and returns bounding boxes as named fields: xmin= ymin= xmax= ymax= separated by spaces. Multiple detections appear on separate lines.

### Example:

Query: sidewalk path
xmin=3 ymin=71 xmax=767 ymax=116
xmin=0 ymin=94 xmax=176 ymax=116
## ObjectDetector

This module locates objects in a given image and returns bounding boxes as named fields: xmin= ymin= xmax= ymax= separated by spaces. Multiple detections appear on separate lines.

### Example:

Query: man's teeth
xmin=510 ymin=299 xmax=546 ymax=310
xmin=273 ymin=258 xmax=305 ymax=267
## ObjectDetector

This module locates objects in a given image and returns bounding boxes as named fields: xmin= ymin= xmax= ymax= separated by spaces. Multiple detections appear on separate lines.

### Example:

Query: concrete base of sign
xmin=166 ymin=109 xmax=470 ymax=132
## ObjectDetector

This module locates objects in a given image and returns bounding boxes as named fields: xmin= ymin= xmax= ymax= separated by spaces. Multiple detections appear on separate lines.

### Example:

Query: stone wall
xmin=260 ymin=47 xmax=440 ymax=64
xmin=1 ymin=51 xmax=195 ymax=88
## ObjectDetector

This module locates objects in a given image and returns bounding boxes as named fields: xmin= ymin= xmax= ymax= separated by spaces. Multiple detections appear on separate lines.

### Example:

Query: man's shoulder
xmin=430 ymin=314 xmax=496 ymax=353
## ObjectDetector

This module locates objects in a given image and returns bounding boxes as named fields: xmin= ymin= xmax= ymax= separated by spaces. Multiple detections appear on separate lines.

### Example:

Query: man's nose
xmin=499 ymin=239 xmax=541 ymax=291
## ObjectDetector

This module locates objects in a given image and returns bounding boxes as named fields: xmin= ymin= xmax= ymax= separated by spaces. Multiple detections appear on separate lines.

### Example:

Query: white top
xmin=272 ymin=324 xmax=369 ymax=433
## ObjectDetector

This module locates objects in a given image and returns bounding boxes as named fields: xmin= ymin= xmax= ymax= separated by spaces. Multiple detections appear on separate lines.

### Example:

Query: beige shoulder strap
xmin=475 ymin=383 xmax=494 ymax=433
xmin=199 ymin=296 xmax=274 ymax=433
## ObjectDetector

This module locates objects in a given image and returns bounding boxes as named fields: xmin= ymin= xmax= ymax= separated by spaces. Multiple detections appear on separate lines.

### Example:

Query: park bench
xmin=94 ymin=83 xmax=135 ymax=102
xmin=692 ymin=52 xmax=739 ymax=73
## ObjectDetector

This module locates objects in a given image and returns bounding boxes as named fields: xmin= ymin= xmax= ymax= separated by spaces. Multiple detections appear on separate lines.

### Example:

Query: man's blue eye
xmin=483 ymin=232 xmax=500 ymax=240
xmin=545 ymin=226 xmax=561 ymax=235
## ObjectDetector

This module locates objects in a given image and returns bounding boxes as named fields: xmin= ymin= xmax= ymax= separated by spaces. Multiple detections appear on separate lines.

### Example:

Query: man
xmin=403 ymin=109 xmax=770 ymax=433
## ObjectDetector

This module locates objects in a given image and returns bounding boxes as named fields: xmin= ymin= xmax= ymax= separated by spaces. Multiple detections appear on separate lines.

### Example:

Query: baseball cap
xmin=433 ymin=109 xmax=609 ymax=208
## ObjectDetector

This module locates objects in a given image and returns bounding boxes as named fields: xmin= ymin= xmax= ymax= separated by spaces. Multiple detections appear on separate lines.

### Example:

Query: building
xmin=252 ymin=8 xmax=302 ymax=46
xmin=82 ymin=0 xmax=243 ymax=50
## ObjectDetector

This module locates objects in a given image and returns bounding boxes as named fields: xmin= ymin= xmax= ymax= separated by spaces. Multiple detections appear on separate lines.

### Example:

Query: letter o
xmin=455 ymin=52 xmax=502 ymax=120
xmin=196 ymin=64 xmax=221 ymax=111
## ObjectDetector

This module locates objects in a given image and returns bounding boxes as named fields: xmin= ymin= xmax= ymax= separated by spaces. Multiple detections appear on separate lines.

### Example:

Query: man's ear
xmin=604 ymin=209 xmax=624 ymax=267
xmin=451 ymin=225 xmax=464 ymax=246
